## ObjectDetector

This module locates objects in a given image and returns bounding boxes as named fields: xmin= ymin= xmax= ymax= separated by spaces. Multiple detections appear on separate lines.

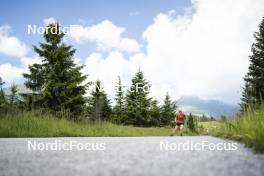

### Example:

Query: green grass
xmin=198 ymin=121 xmax=221 ymax=134
xmin=0 ymin=111 xmax=178 ymax=137
xmin=199 ymin=107 xmax=264 ymax=153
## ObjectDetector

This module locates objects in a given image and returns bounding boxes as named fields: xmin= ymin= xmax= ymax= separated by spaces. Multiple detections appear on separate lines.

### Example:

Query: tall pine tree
xmin=112 ymin=76 xmax=126 ymax=124
xmin=8 ymin=82 xmax=19 ymax=109
xmin=125 ymin=69 xmax=152 ymax=126
xmin=23 ymin=23 xmax=88 ymax=119
xmin=241 ymin=17 xmax=264 ymax=110
xmin=0 ymin=77 xmax=7 ymax=114
xmin=240 ymin=81 xmax=253 ymax=111
xmin=160 ymin=92 xmax=177 ymax=126
xmin=87 ymin=80 xmax=112 ymax=121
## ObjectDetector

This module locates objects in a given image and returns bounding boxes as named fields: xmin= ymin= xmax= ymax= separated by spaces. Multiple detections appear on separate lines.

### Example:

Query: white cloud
xmin=0 ymin=54 xmax=81 ymax=83
xmin=20 ymin=56 xmax=42 ymax=67
xmin=82 ymin=0 xmax=264 ymax=104
xmin=0 ymin=55 xmax=42 ymax=82
xmin=0 ymin=64 xmax=25 ymax=82
xmin=141 ymin=0 xmax=264 ymax=104
xmin=0 ymin=25 xmax=28 ymax=58
xmin=43 ymin=17 xmax=57 ymax=25
xmin=69 ymin=20 xmax=140 ymax=53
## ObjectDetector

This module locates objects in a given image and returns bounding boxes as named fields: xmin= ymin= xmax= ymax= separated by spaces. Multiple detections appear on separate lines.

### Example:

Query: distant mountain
xmin=177 ymin=96 xmax=239 ymax=118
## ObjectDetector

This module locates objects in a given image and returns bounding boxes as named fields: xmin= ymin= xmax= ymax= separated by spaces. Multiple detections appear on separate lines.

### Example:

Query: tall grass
xmin=0 ymin=111 xmax=174 ymax=137
xmin=206 ymin=106 xmax=264 ymax=153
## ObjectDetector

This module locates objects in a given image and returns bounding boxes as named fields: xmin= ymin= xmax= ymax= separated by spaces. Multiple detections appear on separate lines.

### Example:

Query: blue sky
xmin=1 ymin=0 xmax=264 ymax=104
xmin=0 ymin=0 xmax=191 ymax=62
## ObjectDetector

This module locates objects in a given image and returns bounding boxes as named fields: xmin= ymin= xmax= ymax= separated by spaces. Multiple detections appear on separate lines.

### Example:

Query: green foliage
xmin=149 ymin=99 xmax=161 ymax=126
xmin=8 ymin=82 xmax=19 ymax=108
xmin=241 ymin=17 xmax=264 ymax=111
xmin=20 ymin=93 xmax=37 ymax=111
xmin=207 ymin=105 xmax=264 ymax=153
xmin=220 ymin=115 xmax=227 ymax=121
xmin=187 ymin=113 xmax=197 ymax=132
xmin=210 ymin=116 xmax=216 ymax=121
xmin=124 ymin=69 xmax=152 ymax=126
xmin=111 ymin=76 xmax=126 ymax=124
xmin=160 ymin=92 xmax=177 ymax=126
xmin=23 ymin=23 xmax=88 ymax=119
xmin=197 ymin=114 xmax=215 ymax=122
xmin=0 ymin=80 xmax=23 ymax=114
xmin=0 ymin=77 xmax=7 ymax=114
xmin=87 ymin=80 xmax=112 ymax=121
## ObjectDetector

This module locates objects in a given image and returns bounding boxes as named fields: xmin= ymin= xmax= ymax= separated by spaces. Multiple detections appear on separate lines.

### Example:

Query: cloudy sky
xmin=0 ymin=0 xmax=264 ymax=105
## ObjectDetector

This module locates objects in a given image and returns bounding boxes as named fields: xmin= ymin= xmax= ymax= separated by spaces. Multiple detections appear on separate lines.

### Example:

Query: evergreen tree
xmin=0 ymin=77 xmax=4 ymax=88
xmin=187 ymin=113 xmax=197 ymax=132
xmin=149 ymin=99 xmax=161 ymax=126
xmin=20 ymin=93 xmax=35 ymax=111
xmin=87 ymin=80 xmax=112 ymax=121
xmin=23 ymin=23 xmax=88 ymax=119
xmin=220 ymin=115 xmax=227 ymax=121
xmin=210 ymin=116 xmax=216 ymax=121
xmin=112 ymin=76 xmax=126 ymax=124
xmin=240 ymin=77 xmax=256 ymax=111
xmin=200 ymin=114 xmax=209 ymax=122
xmin=8 ymin=82 xmax=19 ymax=108
xmin=241 ymin=17 xmax=264 ymax=110
xmin=21 ymin=63 xmax=44 ymax=110
xmin=160 ymin=92 xmax=177 ymax=126
xmin=125 ymin=69 xmax=152 ymax=126
xmin=0 ymin=77 xmax=7 ymax=114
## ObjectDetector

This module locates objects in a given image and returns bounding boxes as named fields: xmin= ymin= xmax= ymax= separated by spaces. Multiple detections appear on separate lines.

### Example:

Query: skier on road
xmin=171 ymin=110 xmax=186 ymax=136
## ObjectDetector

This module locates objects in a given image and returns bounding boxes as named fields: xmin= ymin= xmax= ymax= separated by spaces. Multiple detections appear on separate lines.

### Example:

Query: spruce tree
xmin=0 ymin=77 xmax=4 ymax=88
xmin=149 ymin=99 xmax=161 ymax=126
xmin=241 ymin=17 xmax=264 ymax=110
xmin=8 ymin=83 xmax=19 ymax=109
xmin=240 ymin=81 xmax=253 ymax=111
xmin=87 ymin=80 xmax=112 ymax=121
xmin=0 ymin=77 xmax=7 ymax=114
xmin=187 ymin=113 xmax=197 ymax=132
xmin=125 ymin=69 xmax=152 ymax=126
xmin=23 ymin=23 xmax=88 ymax=119
xmin=160 ymin=92 xmax=177 ymax=126
xmin=112 ymin=76 xmax=126 ymax=124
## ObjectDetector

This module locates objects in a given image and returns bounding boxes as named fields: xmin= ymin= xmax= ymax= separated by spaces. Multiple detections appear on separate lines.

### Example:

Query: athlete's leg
xmin=179 ymin=124 xmax=184 ymax=136
xmin=170 ymin=125 xmax=179 ymax=136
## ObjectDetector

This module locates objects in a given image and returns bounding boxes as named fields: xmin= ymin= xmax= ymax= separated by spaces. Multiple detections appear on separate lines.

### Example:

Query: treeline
xmin=0 ymin=23 xmax=177 ymax=127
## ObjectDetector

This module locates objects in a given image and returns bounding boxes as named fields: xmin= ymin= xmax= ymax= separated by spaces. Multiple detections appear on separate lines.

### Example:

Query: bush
xmin=187 ymin=113 xmax=197 ymax=132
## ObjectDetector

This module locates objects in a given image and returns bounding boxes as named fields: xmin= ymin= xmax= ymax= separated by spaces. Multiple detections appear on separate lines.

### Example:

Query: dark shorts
xmin=176 ymin=123 xmax=184 ymax=126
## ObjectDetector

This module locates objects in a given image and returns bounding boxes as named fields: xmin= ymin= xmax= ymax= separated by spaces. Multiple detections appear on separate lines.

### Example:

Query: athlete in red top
xmin=171 ymin=110 xmax=186 ymax=136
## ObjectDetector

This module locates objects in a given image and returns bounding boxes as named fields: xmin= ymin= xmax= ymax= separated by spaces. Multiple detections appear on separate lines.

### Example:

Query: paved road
xmin=0 ymin=137 xmax=263 ymax=176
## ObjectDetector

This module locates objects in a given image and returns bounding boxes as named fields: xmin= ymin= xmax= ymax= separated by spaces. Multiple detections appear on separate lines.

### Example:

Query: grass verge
xmin=0 ymin=111 xmax=193 ymax=137
xmin=199 ymin=107 xmax=264 ymax=153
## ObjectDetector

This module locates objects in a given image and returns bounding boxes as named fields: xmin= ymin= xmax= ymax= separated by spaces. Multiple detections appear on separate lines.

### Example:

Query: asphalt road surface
xmin=0 ymin=136 xmax=263 ymax=176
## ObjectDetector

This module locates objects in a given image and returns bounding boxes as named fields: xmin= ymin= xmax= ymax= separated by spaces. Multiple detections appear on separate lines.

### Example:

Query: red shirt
xmin=176 ymin=113 xmax=186 ymax=123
